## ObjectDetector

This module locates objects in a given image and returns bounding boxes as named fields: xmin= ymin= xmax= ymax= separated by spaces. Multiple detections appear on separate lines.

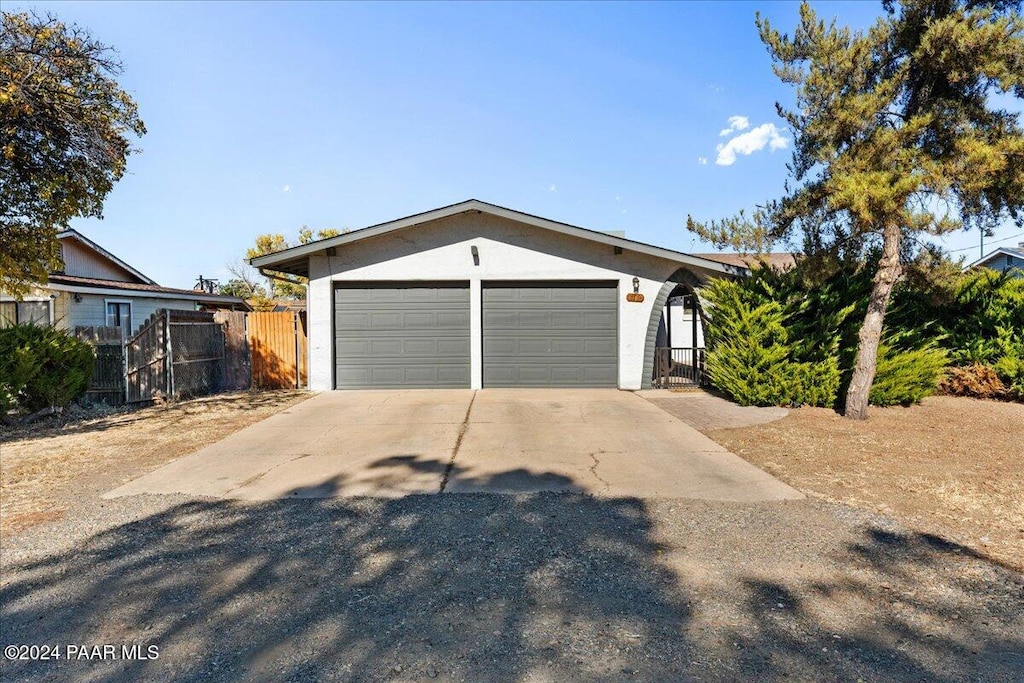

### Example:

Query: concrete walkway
xmin=105 ymin=390 xmax=802 ymax=502
xmin=637 ymin=389 xmax=789 ymax=432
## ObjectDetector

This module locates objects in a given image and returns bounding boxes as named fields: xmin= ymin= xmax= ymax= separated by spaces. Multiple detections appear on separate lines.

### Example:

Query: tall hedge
xmin=0 ymin=324 xmax=95 ymax=414
xmin=939 ymin=270 xmax=1024 ymax=397
xmin=700 ymin=263 xmax=946 ymax=408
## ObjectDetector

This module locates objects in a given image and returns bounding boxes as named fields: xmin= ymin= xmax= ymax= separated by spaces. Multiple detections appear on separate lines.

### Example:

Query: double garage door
xmin=334 ymin=282 xmax=617 ymax=388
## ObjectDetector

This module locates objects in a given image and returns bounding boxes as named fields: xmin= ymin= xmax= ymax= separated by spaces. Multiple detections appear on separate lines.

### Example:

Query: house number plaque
xmin=626 ymin=292 xmax=645 ymax=303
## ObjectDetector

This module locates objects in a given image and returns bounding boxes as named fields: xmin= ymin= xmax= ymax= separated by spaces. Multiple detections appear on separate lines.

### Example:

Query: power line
xmin=947 ymin=231 xmax=1024 ymax=253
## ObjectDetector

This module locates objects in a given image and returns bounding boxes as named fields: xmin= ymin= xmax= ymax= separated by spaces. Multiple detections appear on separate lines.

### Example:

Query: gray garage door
xmin=482 ymin=282 xmax=618 ymax=387
xmin=334 ymin=284 xmax=470 ymax=388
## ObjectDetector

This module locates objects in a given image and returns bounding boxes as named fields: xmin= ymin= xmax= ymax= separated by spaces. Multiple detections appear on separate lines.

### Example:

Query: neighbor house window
xmin=0 ymin=300 xmax=52 ymax=328
xmin=105 ymin=300 xmax=132 ymax=332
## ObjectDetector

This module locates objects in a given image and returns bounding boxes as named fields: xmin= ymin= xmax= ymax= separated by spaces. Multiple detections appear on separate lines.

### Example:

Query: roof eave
xmin=249 ymin=199 xmax=744 ymax=277
xmin=44 ymin=279 xmax=249 ymax=305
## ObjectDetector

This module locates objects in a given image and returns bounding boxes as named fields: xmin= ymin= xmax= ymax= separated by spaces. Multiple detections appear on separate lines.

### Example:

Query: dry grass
xmin=0 ymin=391 xmax=310 ymax=535
xmin=707 ymin=396 xmax=1024 ymax=571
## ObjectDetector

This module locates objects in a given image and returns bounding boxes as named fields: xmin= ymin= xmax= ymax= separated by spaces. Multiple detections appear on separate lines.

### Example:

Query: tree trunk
xmin=844 ymin=223 xmax=902 ymax=420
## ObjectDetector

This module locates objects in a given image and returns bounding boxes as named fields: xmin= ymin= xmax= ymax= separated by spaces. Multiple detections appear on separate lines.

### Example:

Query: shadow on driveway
xmin=2 ymin=459 xmax=1022 ymax=682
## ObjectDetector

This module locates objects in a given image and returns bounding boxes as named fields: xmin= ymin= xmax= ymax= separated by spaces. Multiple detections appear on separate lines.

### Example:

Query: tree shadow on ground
xmin=1 ymin=460 xmax=1022 ymax=682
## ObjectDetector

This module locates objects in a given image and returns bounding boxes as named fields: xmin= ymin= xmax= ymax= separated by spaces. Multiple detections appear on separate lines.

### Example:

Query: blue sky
xmin=14 ymin=1 xmax=1024 ymax=288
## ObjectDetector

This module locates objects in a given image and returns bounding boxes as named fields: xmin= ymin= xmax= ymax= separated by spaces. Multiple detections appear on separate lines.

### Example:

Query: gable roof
xmin=57 ymin=229 xmax=158 ymax=284
xmin=250 ymin=199 xmax=745 ymax=278
xmin=966 ymin=245 xmax=1024 ymax=270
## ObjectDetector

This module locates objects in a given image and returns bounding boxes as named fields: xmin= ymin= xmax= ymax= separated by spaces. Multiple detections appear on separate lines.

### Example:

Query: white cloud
xmin=282 ymin=184 xmax=291 ymax=193
xmin=697 ymin=156 xmax=708 ymax=165
xmin=715 ymin=123 xmax=789 ymax=166
xmin=549 ymin=184 xmax=558 ymax=193
xmin=719 ymin=115 xmax=750 ymax=137
xmin=615 ymin=195 xmax=622 ymax=202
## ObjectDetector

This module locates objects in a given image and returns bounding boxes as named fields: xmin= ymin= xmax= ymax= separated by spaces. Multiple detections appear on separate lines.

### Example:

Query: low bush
xmin=870 ymin=338 xmax=948 ymax=406
xmin=992 ymin=355 xmax=1024 ymax=398
xmin=938 ymin=363 xmax=1008 ymax=399
xmin=0 ymin=324 xmax=95 ymax=415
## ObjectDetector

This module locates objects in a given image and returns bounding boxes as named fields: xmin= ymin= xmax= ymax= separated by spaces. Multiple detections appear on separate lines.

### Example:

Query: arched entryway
xmin=642 ymin=269 xmax=709 ymax=389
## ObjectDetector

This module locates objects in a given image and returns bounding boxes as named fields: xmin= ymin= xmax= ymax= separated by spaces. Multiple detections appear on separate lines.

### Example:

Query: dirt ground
xmin=0 ymin=391 xmax=310 ymax=535
xmin=1 ymin=392 xmax=1021 ymax=680
xmin=702 ymin=396 xmax=1024 ymax=572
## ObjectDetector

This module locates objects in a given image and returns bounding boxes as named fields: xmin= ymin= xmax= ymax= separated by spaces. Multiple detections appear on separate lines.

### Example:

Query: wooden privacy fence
xmin=74 ymin=326 xmax=126 ymax=405
xmin=76 ymin=308 xmax=303 ymax=405
xmin=247 ymin=311 xmax=307 ymax=389
xmin=125 ymin=310 xmax=251 ymax=403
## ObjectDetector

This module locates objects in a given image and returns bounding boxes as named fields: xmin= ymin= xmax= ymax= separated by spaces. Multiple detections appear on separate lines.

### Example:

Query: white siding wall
xmin=307 ymin=212 xmax=722 ymax=391
xmin=66 ymin=294 xmax=199 ymax=333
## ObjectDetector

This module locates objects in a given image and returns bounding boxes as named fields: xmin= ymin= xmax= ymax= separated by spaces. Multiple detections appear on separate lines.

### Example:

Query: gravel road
xmin=2 ymin=491 xmax=1021 ymax=682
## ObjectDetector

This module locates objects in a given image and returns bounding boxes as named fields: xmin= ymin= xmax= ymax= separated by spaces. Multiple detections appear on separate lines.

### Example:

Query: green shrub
xmin=992 ymin=354 xmax=1024 ymax=398
xmin=0 ymin=324 xmax=95 ymax=414
xmin=702 ymin=277 xmax=843 ymax=407
xmin=870 ymin=337 xmax=948 ymax=406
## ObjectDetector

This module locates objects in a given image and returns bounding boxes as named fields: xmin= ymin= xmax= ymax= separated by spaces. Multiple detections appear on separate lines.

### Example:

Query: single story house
xmin=251 ymin=199 xmax=743 ymax=391
xmin=0 ymin=229 xmax=248 ymax=335
xmin=966 ymin=242 xmax=1024 ymax=277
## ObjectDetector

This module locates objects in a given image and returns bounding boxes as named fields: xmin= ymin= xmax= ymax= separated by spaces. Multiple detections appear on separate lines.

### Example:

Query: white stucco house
xmin=250 ymin=200 xmax=744 ymax=391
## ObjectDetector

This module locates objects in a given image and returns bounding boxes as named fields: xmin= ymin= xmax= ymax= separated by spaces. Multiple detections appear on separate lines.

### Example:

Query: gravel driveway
xmin=2 ymin=490 xmax=1022 ymax=682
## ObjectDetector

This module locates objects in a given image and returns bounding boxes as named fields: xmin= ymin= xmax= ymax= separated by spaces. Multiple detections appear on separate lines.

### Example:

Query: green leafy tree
xmin=690 ymin=0 xmax=1024 ymax=419
xmin=245 ymin=227 xmax=342 ymax=299
xmin=0 ymin=11 xmax=146 ymax=297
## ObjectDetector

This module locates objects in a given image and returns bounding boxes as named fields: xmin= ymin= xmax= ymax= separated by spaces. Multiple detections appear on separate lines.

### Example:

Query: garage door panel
xmin=583 ymin=339 xmax=617 ymax=355
xmin=437 ymin=311 xmax=471 ymax=327
xmin=583 ymin=311 xmax=617 ymax=328
xmin=482 ymin=283 xmax=618 ymax=388
xmin=334 ymin=284 xmax=470 ymax=388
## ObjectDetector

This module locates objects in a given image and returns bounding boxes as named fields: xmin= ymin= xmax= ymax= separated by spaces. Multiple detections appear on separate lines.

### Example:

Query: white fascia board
xmin=44 ymin=282 xmax=244 ymax=304
xmin=250 ymin=199 xmax=746 ymax=277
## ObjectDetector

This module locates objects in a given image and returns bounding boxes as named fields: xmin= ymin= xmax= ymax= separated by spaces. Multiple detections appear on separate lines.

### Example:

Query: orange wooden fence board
xmin=247 ymin=312 xmax=307 ymax=389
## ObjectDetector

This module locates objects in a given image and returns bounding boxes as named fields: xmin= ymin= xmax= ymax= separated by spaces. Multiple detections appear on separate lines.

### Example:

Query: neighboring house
xmin=694 ymin=252 xmax=798 ymax=271
xmin=251 ymin=199 xmax=743 ymax=391
xmin=966 ymin=242 xmax=1024 ymax=277
xmin=0 ymin=229 xmax=248 ymax=335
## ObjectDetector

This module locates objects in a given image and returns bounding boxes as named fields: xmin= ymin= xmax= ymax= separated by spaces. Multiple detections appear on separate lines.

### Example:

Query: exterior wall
xmin=60 ymin=239 xmax=139 ymax=282
xmin=664 ymin=304 xmax=705 ymax=348
xmin=307 ymin=212 xmax=724 ymax=391
xmin=65 ymin=294 xmax=199 ymax=333
xmin=977 ymin=251 xmax=1024 ymax=277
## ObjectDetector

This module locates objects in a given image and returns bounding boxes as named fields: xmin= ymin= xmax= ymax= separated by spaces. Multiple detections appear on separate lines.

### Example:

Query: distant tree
xmin=0 ymin=11 xmax=146 ymax=297
xmin=246 ymin=227 xmax=342 ymax=299
xmin=216 ymin=261 xmax=273 ymax=310
xmin=688 ymin=0 xmax=1024 ymax=419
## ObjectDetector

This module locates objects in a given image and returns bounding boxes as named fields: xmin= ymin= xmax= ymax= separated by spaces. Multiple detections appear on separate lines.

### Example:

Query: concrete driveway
xmin=106 ymin=390 xmax=801 ymax=502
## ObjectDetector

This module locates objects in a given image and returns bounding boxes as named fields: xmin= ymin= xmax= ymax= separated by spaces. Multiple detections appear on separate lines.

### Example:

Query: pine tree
xmin=691 ymin=0 xmax=1024 ymax=418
